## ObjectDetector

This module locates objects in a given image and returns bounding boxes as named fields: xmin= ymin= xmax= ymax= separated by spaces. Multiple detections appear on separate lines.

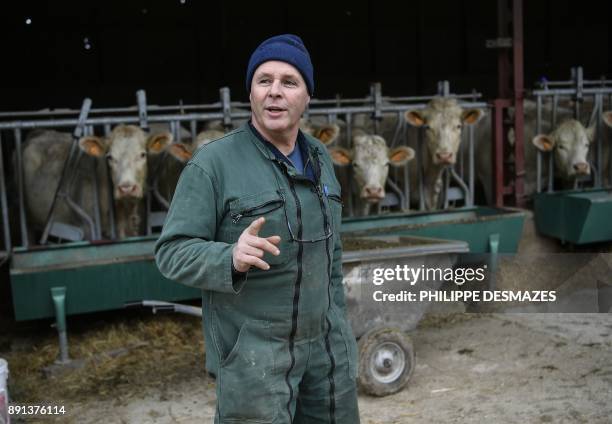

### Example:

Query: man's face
xmin=250 ymin=61 xmax=310 ymax=137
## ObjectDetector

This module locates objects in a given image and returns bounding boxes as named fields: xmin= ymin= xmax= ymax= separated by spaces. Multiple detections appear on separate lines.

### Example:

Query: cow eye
xmin=106 ymin=154 xmax=114 ymax=163
xmin=456 ymin=124 xmax=463 ymax=130
xmin=140 ymin=152 xmax=146 ymax=158
xmin=558 ymin=145 xmax=566 ymax=151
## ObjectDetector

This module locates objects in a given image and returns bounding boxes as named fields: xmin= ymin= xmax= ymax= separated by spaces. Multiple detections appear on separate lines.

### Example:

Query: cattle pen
xmin=0 ymin=84 xmax=525 ymax=396
xmin=531 ymin=67 xmax=612 ymax=245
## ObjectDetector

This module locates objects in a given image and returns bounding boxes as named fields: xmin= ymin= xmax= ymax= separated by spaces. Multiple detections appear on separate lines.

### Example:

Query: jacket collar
xmin=246 ymin=121 xmax=319 ymax=182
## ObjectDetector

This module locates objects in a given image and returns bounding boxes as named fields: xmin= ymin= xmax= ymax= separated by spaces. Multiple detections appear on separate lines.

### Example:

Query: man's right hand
xmin=232 ymin=217 xmax=281 ymax=272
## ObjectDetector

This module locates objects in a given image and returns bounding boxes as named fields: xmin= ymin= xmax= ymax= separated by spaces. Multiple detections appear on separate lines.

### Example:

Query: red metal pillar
xmin=512 ymin=0 xmax=525 ymax=206
xmin=490 ymin=0 xmax=525 ymax=207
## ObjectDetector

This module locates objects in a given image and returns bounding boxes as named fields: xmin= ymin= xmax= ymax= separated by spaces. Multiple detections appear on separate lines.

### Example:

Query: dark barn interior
xmin=1 ymin=0 xmax=610 ymax=111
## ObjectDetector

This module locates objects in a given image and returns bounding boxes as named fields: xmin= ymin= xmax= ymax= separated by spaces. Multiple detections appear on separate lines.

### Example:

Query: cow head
xmin=329 ymin=132 xmax=415 ymax=203
xmin=405 ymin=98 xmax=483 ymax=166
xmin=532 ymin=119 xmax=595 ymax=179
xmin=300 ymin=120 xmax=341 ymax=145
xmin=78 ymin=125 xmax=172 ymax=199
xmin=164 ymin=129 xmax=227 ymax=164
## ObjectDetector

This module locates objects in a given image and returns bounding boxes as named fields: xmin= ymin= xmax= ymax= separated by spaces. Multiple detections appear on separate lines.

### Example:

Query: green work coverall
xmin=155 ymin=123 xmax=360 ymax=423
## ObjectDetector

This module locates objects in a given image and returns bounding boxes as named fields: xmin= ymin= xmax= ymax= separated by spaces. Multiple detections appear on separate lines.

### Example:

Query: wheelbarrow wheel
xmin=357 ymin=327 xmax=415 ymax=396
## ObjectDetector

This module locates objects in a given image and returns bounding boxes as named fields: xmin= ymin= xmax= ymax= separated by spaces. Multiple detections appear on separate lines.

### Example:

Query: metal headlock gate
xmin=0 ymin=81 xmax=489 ymax=250
xmin=0 ymin=83 xmax=526 ymax=364
xmin=532 ymin=67 xmax=612 ymax=244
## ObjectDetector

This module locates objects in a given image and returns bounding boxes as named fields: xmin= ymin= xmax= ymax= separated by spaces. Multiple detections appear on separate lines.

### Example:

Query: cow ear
xmin=352 ymin=130 xmax=368 ymax=145
xmin=79 ymin=136 xmax=107 ymax=157
xmin=532 ymin=134 xmax=555 ymax=152
xmin=461 ymin=108 xmax=484 ymax=125
xmin=388 ymin=146 xmax=415 ymax=167
xmin=147 ymin=131 xmax=173 ymax=154
xmin=196 ymin=129 xmax=224 ymax=148
xmin=603 ymin=111 xmax=612 ymax=129
xmin=328 ymin=147 xmax=352 ymax=167
xmin=405 ymin=110 xmax=426 ymax=127
xmin=166 ymin=143 xmax=193 ymax=163
xmin=314 ymin=124 xmax=340 ymax=145
xmin=586 ymin=125 xmax=596 ymax=143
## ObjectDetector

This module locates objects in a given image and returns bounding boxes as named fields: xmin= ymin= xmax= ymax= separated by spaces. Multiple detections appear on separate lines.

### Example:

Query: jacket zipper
xmin=230 ymin=200 xmax=283 ymax=224
xmin=316 ymin=181 xmax=337 ymax=424
xmin=284 ymin=174 xmax=304 ymax=423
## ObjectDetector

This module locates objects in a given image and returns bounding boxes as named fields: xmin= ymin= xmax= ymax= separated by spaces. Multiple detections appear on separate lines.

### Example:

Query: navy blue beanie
xmin=246 ymin=34 xmax=314 ymax=95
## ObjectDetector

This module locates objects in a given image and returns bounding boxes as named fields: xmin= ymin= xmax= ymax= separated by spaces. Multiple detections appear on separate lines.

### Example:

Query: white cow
xmin=327 ymin=130 xmax=415 ymax=215
xmin=23 ymin=125 xmax=172 ymax=241
xmin=475 ymin=102 xmax=612 ymax=204
xmin=404 ymin=97 xmax=484 ymax=210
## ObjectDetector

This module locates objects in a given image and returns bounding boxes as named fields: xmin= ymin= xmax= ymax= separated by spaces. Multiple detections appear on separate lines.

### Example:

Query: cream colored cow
xmin=405 ymin=97 xmax=484 ymax=210
xmin=23 ymin=125 xmax=172 ymax=240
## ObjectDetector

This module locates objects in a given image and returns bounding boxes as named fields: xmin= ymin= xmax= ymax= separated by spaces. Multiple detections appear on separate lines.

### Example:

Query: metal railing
xmin=532 ymin=67 xmax=612 ymax=193
xmin=0 ymin=82 xmax=488 ymax=252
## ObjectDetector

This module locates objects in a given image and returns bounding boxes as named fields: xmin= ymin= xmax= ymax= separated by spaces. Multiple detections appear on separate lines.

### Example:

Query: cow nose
xmin=118 ymin=183 xmax=137 ymax=195
xmin=573 ymin=163 xmax=589 ymax=174
xmin=364 ymin=186 xmax=384 ymax=198
xmin=436 ymin=152 xmax=453 ymax=163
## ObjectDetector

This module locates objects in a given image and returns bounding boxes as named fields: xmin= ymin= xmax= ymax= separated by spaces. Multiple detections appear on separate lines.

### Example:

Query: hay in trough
xmin=1 ymin=310 xmax=206 ymax=405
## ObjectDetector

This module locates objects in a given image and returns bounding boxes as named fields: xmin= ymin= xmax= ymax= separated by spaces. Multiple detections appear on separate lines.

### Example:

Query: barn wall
xmin=0 ymin=0 xmax=609 ymax=111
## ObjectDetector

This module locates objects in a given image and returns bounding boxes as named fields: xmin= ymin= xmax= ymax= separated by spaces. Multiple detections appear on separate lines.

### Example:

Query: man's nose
xmin=269 ymin=79 xmax=282 ymax=96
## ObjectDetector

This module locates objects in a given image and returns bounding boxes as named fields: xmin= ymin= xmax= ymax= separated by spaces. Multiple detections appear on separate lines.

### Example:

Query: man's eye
xmin=284 ymin=80 xmax=297 ymax=87
xmin=259 ymin=78 xmax=271 ymax=84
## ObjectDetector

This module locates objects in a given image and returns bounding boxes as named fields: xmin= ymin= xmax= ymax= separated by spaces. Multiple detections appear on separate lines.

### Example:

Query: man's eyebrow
xmin=255 ymin=71 xmax=300 ymax=80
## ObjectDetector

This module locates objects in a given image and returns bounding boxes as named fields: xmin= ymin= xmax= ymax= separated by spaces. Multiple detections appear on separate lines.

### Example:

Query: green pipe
xmin=488 ymin=233 xmax=500 ymax=291
xmin=50 ymin=286 xmax=70 ymax=363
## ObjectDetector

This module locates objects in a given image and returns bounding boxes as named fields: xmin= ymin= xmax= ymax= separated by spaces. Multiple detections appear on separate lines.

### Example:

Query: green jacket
xmin=155 ymin=123 xmax=354 ymax=376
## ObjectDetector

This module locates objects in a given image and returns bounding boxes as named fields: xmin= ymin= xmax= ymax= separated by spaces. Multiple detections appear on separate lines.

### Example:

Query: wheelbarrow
xmin=341 ymin=234 xmax=469 ymax=396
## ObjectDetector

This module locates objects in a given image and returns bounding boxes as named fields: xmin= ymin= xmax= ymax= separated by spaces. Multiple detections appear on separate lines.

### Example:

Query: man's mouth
xmin=265 ymin=106 xmax=287 ymax=113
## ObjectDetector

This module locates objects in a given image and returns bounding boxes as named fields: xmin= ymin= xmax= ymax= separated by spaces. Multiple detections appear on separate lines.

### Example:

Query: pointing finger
xmin=246 ymin=217 xmax=266 ymax=236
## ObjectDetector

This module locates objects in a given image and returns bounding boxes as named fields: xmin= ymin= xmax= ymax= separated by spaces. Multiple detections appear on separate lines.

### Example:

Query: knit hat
xmin=246 ymin=34 xmax=314 ymax=95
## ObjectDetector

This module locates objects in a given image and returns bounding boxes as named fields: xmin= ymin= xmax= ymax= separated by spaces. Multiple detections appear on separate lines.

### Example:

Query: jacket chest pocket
xmin=326 ymin=186 xmax=343 ymax=237
xmin=229 ymin=190 xmax=291 ymax=266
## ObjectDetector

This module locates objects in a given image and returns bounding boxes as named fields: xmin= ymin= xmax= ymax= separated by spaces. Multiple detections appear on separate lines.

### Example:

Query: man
xmin=155 ymin=34 xmax=360 ymax=423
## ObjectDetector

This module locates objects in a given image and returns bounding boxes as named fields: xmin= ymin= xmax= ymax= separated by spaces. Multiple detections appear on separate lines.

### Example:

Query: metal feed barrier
xmin=532 ymin=67 xmax=612 ymax=244
xmin=0 ymin=82 xmax=488 ymax=253
xmin=0 ymin=84 xmax=525 ymax=372
xmin=533 ymin=66 xmax=612 ymax=193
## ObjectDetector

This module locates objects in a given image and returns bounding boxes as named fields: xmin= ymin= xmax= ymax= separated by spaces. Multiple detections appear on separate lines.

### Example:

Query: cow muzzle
xmin=116 ymin=182 xmax=142 ymax=198
xmin=361 ymin=185 xmax=385 ymax=203
xmin=572 ymin=162 xmax=590 ymax=175
xmin=435 ymin=152 xmax=454 ymax=164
